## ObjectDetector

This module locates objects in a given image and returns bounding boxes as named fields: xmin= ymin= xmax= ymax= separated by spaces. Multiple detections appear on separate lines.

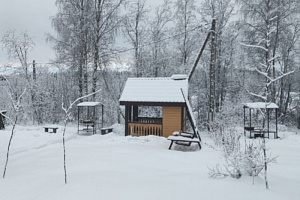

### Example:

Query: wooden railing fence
xmin=128 ymin=122 xmax=162 ymax=136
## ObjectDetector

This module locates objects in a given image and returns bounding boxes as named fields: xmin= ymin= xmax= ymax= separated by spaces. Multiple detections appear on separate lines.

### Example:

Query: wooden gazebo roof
xmin=119 ymin=75 xmax=188 ymax=107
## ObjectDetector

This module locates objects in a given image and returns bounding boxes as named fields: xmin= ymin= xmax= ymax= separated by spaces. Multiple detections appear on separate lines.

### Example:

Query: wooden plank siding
xmin=162 ymin=107 xmax=183 ymax=137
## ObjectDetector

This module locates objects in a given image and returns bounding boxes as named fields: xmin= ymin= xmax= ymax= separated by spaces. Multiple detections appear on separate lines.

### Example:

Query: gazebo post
xmin=243 ymin=106 xmax=246 ymax=136
xmin=87 ymin=106 xmax=90 ymax=119
xmin=101 ymin=104 xmax=104 ymax=128
xmin=181 ymin=106 xmax=185 ymax=132
xmin=267 ymin=109 xmax=270 ymax=138
xmin=93 ymin=106 xmax=96 ymax=134
xmin=249 ymin=109 xmax=252 ymax=128
xmin=77 ymin=106 xmax=80 ymax=134
xmin=133 ymin=106 xmax=138 ymax=122
xmin=125 ymin=105 xmax=132 ymax=136
xmin=276 ymin=108 xmax=278 ymax=139
xmin=249 ymin=108 xmax=252 ymax=138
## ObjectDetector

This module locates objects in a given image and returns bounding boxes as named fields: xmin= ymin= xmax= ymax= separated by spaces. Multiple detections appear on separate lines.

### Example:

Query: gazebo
xmin=243 ymin=102 xmax=278 ymax=139
xmin=77 ymin=102 xmax=104 ymax=135
xmin=119 ymin=75 xmax=189 ymax=137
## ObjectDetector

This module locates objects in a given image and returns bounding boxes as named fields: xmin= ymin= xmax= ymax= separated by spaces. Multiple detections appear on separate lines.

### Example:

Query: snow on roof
xmin=243 ymin=102 xmax=279 ymax=109
xmin=171 ymin=74 xmax=188 ymax=80
xmin=77 ymin=102 xmax=102 ymax=107
xmin=120 ymin=76 xmax=188 ymax=103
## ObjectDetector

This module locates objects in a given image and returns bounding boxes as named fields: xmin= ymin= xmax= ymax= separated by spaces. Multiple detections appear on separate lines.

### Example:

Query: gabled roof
xmin=243 ymin=102 xmax=279 ymax=109
xmin=120 ymin=75 xmax=188 ymax=105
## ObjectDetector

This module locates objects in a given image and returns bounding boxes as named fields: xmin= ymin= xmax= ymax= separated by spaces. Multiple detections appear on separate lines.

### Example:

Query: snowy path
xmin=0 ymin=125 xmax=299 ymax=200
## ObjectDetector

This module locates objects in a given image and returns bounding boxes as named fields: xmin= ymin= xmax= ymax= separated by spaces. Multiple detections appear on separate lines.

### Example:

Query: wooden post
xmin=125 ymin=106 xmax=132 ymax=136
xmin=0 ymin=114 xmax=4 ymax=130
xmin=188 ymin=30 xmax=212 ymax=81
xmin=77 ymin=106 xmax=80 ymax=134
xmin=125 ymin=106 xmax=128 ymax=136
xmin=267 ymin=109 xmax=270 ymax=138
xmin=208 ymin=19 xmax=216 ymax=128
xmin=133 ymin=106 xmax=138 ymax=122
xmin=250 ymin=109 xmax=252 ymax=128
xmin=33 ymin=60 xmax=36 ymax=82
xmin=181 ymin=106 xmax=185 ymax=132
xmin=276 ymin=109 xmax=278 ymax=138
xmin=101 ymin=104 xmax=104 ymax=128
xmin=243 ymin=106 xmax=246 ymax=136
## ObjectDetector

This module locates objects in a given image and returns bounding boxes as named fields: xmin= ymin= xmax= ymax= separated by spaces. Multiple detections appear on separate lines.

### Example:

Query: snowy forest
xmin=1 ymin=1 xmax=300 ymax=199
xmin=1 ymin=0 xmax=300 ymax=129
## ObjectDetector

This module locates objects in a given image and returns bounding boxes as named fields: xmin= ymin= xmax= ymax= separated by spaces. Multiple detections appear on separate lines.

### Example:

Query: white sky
xmin=0 ymin=0 xmax=57 ymax=66
xmin=0 ymin=0 xmax=164 ymax=67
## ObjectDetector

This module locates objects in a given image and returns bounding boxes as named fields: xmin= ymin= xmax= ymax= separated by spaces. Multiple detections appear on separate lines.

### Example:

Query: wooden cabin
xmin=119 ymin=75 xmax=188 ymax=137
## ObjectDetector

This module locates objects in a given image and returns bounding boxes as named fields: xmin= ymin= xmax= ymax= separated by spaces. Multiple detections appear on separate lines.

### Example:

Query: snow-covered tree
xmin=1 ymin=30 xmax=34 ymax=79
xmin=123 ymin=0 xmax=148 ymax=77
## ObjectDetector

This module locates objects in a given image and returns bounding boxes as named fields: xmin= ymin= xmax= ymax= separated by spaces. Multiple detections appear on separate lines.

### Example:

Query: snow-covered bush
xmin=243 ymin=141 xmax=265 ymax=176
xmin=209 ymin=127 xmax=277 ymax=181
xmin=209 ymin=126 xmax=243 ymax=179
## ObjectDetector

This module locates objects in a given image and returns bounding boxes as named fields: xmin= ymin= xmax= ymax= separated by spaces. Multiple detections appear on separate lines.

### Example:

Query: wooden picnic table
xmin=168 ymin=133 xmax=201 ymax=150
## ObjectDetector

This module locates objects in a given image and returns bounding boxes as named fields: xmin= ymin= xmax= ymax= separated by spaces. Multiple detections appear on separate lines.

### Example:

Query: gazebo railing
xmin=136 ymin=117 xmax=162 ymax=124
xmin=128 ymin=122 xmax=162 ymax=136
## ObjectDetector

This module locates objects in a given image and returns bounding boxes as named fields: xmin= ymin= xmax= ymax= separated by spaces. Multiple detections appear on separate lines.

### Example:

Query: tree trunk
xmin=62 ymin=120 xmax=68 ymax=184
xmin=92 ymin=0 xmax=102 ymax=101
xmin=3 ymin=116 xmax=18 ymax=178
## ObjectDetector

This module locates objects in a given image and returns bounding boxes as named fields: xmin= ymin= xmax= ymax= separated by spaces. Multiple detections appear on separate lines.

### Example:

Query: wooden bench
xmin=43 ymin=126 xmax=58 ymax=133
xmin=101 ymin=127 xmax=113 ymax=135
xmin=251 ymin=129 xmax=277 ymax=139
xmin=168 ymin=135 xmax=201 ymax=150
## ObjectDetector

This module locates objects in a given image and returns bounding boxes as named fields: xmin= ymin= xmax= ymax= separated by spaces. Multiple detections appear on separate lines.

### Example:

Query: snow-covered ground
xmin=0 ymin=124 xmax=299 ymax=200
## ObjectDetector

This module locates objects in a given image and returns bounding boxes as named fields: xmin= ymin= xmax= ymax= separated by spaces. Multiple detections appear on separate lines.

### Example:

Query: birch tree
xmin=91 ymin=0 xmax=124 ymax=100
xmin=1 ymin=30 xmax=34 ymax=79
xmin=61 ymin=90 xmax=100 ymax=183
xmin=2 ymin=77 xmax=27 ymax=178
xmin=239 ymin=0 xmax=298 ymax=103
xmin=123 ymin=0 xmax=148 ymax=77
xmin=149 ymin=0 xmax=173 ymax=77
xmin=49 ymin=0 xmax=92 ymax=98
xmin=238 ymin=0 xmax=298 ymax=189
xmin=200 ymin=0 xmax=235 ymax=113
xmin=174 ymin=0 xmax=199 ymax=73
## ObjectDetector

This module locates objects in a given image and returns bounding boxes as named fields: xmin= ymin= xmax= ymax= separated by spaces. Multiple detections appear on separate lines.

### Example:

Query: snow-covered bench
xmin=101 ymin=127 xmax=113 ymax=135
xmin=168 ymin=132 xmax=201 ymax=150
xmin=43 ymin=126 xmax=58 ymax=133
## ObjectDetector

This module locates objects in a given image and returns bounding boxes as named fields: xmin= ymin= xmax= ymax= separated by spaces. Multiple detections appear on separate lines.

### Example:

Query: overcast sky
xmin=0 ymin=0 xmax=57 ymax=66
xmin=0 ymin=0 xmax=164 ymax=67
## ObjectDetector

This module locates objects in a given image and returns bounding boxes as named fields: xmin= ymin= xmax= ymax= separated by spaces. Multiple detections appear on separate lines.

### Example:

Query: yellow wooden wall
xmin=162 ymin=107 xmax=183 ymax=137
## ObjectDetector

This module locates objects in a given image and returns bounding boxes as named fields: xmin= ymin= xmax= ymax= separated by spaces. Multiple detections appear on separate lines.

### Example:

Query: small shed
xmin=243 ymin=102 xmax=278 ymax=139
xmin=120 ymin=75 xmax=188 ymax=137
xmin=77 ymin=102 xmax=104 ymax=135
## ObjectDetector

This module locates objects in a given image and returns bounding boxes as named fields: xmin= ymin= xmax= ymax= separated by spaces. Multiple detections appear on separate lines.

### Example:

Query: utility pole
xmin=188 ymin=27 xmax=212 ymax=81
xmin=208 ymin=19 xmax=216 ymax=129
